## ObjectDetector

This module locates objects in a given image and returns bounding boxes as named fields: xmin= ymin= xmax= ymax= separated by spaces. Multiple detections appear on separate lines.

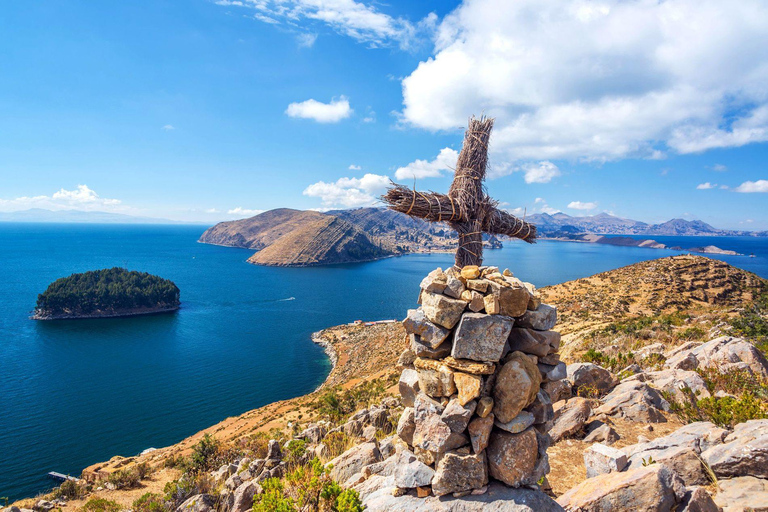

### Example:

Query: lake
xmin=1 ymin=223 xmax=766 ymax=500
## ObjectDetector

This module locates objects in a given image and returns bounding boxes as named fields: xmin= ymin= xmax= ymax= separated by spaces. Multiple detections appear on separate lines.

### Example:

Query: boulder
xmin=443 ymin=274 xmax=467 ymax=299
xmin=452 ymin=313 xmax=514 ymax=362
xmin=421 ymin=291 xmax=467 ymax=329
xmin=454 ymin=372 xmax=483 ymax=406
xmin=412 ymin=394 xmax=468 ymax=453
xmin=679 ymin=487 xmax=719 ymax=512
xmin=403 ymin=309 xmax=451 ymax=348
xmin=665 ymin=336 xmax=768 ymax=377
xmin=487 ymin=280 xmax=530 ymax=318
xmin=701 ymin=419 xmax=768 ymax=479
xmin=543 ymin=379 xmax=572 ymax=403
xmin=493 ymin=352 xmax=542 ymax=423
xmin=584 ymin=443 xmax=628 ymax=478
xmin=516 ymin=304 xmax=557 ymax=331
xmin=550 ymin=397 xmax=591 ymax=443
xmin=538 ymin=362 xmax=567 ymax=382
xmin=297 ymin=423 xmax=327 ymax=444
xmin=495 ymin=411 xmax=536 ymax=434
xmin=397 ymin=407 xmax=416 ymax=445
xmin=583 ymin=424 xmax=620 ymax=445
xmin=593 ymin=381 xmax=669 ymax=423
xmin=487 ymin=427 xmax=539 ymax=487
xmin=556 ymin=464 xmax=686 ymax=512
xmin=399 ymin=369 xmax=420 ymax=407
xmin=527 ymin=390 xmax=554 ymax=425
xmin=431 ymin=451 xmax=488 ymax=497
xmin=566 ymin=363 xmax=618 ymax=395
xmin=397 ymin=348 xmax=417 ymax=369
xmin=628 ymin=369 xmax=711 ymax=404
xmin=441 ymin=398 xmax=477 ymax=433
xmin=327 ymin=442 xmax=382 ymax=484
xmin=231 ymin=481 xmax=261 ymax=512
xmin=177 ymin=494 xmax=216 ymax=512
xmin=468 ymin=414 xmax=494 ymax=453
xmin=715 ymin=476 xmax=768 ymax=512
xmin=508 ymin=328 xmax=560 ymax=357
xmin=420 ymin=269 xmax=448 ymax=293
xmin=411 ymin=334 xmax=452 ymax=359
xmin=418 ymin=366 xmax=456 ymax=398
xmin=393 ymin=450 xmax=435 ymax=489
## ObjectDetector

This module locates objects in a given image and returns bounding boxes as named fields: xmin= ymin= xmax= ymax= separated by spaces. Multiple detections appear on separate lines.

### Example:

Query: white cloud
xmin=297 ymin=32 xmax=318 ymax=47
xmin=215 ymin=0 xmax=434 ymax=49
xmin=534 ymin=197 xmax=544 ymax=204
xmin=348 ymin=164 xmax=361 ymax=170
xmin=400 ymin=0 xmax=768 ymax=162
xmin=719 ymin=184 xmax=730 ymax=190
xmin=711 ymin=164 xmax=728 ymax=172
xmin=540 ymin=205 xmax=561 ymax=215
xmin=303 ymin=173 xmax=390 ymax=207
xmin=286 ymin=96 xmax=352 ymax=123
xmin=521 ymin=161 xmax=560 ymax=184
xmin=394 ymin=147 xmax=458 ymax=180
xmin=362 ymin=108 xmax=376 ymax=123
xmin=162 ymin=125 xmax=175 ymax=131
xmin=205 ymin=208 xmax=220 ymax=214
xmin=696 ymin=182 xmax=716 ymax=189
xmin=568 ymin=201 xmax=598 ymax=210
xmin=0 ymin=185 xmax=124 ymax=212
xmin=227 ymin=207 xmax=265 ymax=217
xmin=734 ymin=180 xmax=768 ymax=193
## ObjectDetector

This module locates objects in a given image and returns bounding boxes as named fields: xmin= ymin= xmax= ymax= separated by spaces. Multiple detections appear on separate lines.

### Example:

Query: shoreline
xmin=311 ymin=329 xmax=339 ymax=391
xmin=31 ymin=306 xmax=180 ymax=321
xmin=540 ymin=236 xmax=744 ymax=256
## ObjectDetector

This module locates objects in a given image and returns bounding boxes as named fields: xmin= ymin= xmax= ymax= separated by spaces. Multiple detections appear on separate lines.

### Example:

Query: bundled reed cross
xmin=382 ymin=116 xmax=536 ymax=268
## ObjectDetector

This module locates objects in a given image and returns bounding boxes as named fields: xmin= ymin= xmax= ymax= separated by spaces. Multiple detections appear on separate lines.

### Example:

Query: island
xmin=32 ymin=268 xmax=180 ymax=320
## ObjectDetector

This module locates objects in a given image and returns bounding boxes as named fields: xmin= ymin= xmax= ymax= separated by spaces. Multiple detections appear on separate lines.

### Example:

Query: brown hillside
xmin=198 ymin=208 xmax=327 ymax=250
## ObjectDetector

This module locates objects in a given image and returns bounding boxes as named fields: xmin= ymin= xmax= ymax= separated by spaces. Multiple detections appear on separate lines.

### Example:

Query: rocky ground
xmin=7 ymin=255 xmax=767 ymax=512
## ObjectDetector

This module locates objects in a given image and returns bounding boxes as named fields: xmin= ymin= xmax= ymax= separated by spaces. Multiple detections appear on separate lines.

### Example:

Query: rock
xmin=476 ymin=396 xmax=494 ymax=418
xmin=566 ymin=363 xmax=618 ymax=395
xmin=594 ymin=381 xmax=669 ymax=423
xmin=715 ymin=476 xmax=768 ymax=512
xmin=34 ymin=502 xmax=54 ymax=512
xmin=665 ymin=336 xmax=768 ymax=377
xmin=487 ymin=427 xmax=539 ymax=487
xmin=403 ymin=309 xmax=451 ymax=348
xmin=328 ymin=442 xmax=382 ymax=484
xmin=701 ymin=418 xmax=768 ymax=479
xmin=444 ymin=274 xmax=467 ymax=299
xmin=583 ymin=424 xmax=620 ymax=445
xmin=267 ymin=439 xmax=282 ymax=460
xmin=412 ymin=394 xmax=468 ymax=453
xmin=420 ymin=269 xmax=448 ymax=293
xmin=452 ymin=313 xmax=514 ymax=362
xmin=362 ymin=480 xmax=564 ymax=511
xmin=466 ymin=279 xmax=488 ymax=292
xmin=495 ymin=411 xmax=535 ymax=434
xmin=550 ymin=397 xmax=591 ymax=442
xmin=453 ymin=372 xmax=482 ymax=406
xmin=397 ymin=348 xmax=416 ymax=369
xmin=460 ymin=265 xmax=481 ymax=279
xmin=538 ymin=362 xmax=567 ymax=382
xmin=442 ymin=356 xmax=496 ymax=375
xmin=468 ymin=414 xmax=494 ymax=453
xmin=629 ymin=369 xmax=711 ymax=404
xmin=468 ymin=291 xmax=485 ymax=312
xmin=431 ymin=451 xmax=488 ymax=497
xmin=344 ymin=418 xmax=365 ymax=437
xmin=441 ymin=398 xmax=477 ymax=433
xmin=297 ymin=424 xmax=327 ymax=444
xmin=231 ymin=481 xmax=261 ymax=512
xmin=397 ymin=407 xmax=416 ymax=445
xmin=177 ymin=494 xmax=217 ymax=512
xmin=410 ymin=333 xmax=452 ymax=359
xmin=543 ymin=379 xmax=572 ymax=403
xmin=418 ymin=366 xmax=456 ymax=398
xmin=516 ymin=304 xmax=557 ymax=331
xmin=421 ymin=291 xmax=467 ymax=329
xmin=225 ymin=473 xmax=243 ymax=490
xmin=527 ymin=391 xmax=554 ymax=424
xmin=556 ymin=464 xmax=686 ymax=512
xmin=363 ymin=425 xmax=378 ymax=442
xmin=508 ymin=328 xmax=560 ymax=357
xmin=483 ymin=294 xmax=501 ymax=315
xmin=399 ymin=369 xmax=420 ymax=407
xmin=679 ymin=487 xmax=719 ymax=512
xmin=393 ymin=450 xmax=435 ymax=489
xmin=584 ymin=443 xmax=628 ymax=478
xmin=487 ymin=280 xmax=530 ymax=318
xmin=493 ymin=352 xmax=542 ymax=423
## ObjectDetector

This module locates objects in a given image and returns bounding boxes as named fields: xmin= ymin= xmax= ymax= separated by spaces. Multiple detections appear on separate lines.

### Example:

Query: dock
xmin=47 ymin=472 xmax=78 ymax=482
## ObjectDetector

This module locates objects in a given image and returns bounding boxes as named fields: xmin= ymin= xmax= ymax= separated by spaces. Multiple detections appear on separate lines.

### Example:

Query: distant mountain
xmin=0 ymin=208 xmax=185 ymax=224
xmin=199 ymin=207 xmax=501 ymax=267
xmin=643 ymin=218 xmax=723 ymax=236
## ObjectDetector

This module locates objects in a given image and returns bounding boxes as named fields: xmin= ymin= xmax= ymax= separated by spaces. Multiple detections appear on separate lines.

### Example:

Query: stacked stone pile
xmin=396 ymin=264 xmax=566 ymax=497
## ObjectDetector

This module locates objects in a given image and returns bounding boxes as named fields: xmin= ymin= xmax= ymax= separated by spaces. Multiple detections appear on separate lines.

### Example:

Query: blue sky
xmin=0 ymin=0 xmax=766 ymax=229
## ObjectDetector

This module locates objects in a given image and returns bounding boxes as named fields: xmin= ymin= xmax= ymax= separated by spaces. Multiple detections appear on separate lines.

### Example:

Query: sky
xmin=0 ymin=0 xmax=767 ymax=229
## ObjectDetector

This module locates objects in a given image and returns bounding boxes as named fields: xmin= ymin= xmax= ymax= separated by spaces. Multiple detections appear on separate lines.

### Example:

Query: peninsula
xmin=32 ymin=268 xmax=180 ymax=320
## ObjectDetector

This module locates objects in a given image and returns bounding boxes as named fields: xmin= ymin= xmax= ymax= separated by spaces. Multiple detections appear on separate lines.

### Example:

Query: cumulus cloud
xmin=286 ymin=96 xmax=352 ymax=123
xmin=734 ymin=180 xmax=768 ymax=193
xmin=400 ymin=0 xmax=768 ymax=162
xmin=710 ymin=164 xmax=728 ymax=172
xmin=303 ymin=173 xmax=389 ymax=207
xmin=521 ymin=161 xmax=561 ymax=184
xmin=696 ymin=182 xmax=716 ymax=190
xmin=394 ymin=147 xmax=458 ymax=180
xmin=297 ymin=32 xmax=318 ymax=48
xmin=227 ymin=207 xmax=265 ymax=217
xmin=568 ymin=201 xmax=598 ymax=210
xmin=348 ymin=164 xmax=361 ymax=170
xmin=0 ymin=185 xmax=123 ymax=212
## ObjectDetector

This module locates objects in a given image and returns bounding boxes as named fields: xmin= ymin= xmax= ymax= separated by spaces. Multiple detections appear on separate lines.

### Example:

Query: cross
xmin=382 ymin=116 xmax=537 ymax=268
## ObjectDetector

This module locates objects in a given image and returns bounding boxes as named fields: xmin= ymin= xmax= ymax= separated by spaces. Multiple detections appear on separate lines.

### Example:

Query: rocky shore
xmin=31 ymin=305 xmax=180 ymax=321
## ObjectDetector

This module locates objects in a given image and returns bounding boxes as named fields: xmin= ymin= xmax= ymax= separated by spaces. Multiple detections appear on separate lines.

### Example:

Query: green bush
xmin=132 ymin=493 xmax=167 ymax=512
xmin=253 ymin=479 xmax=296 ymax=512
xmin=107 ymin=467 xmax=140 ymax=489
xmin=53 ymin=480 xmax=88 ymax=500
xmin=731 ymin=289 xmax=768 ymax=355
xmin=189 ymin=434 xmax=220 ymax=473
xmin=80 ymin=498 xmax=121 ymax=512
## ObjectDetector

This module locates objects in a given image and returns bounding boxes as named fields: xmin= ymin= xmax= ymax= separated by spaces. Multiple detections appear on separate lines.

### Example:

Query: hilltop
xmin=199 ymin=207 xmax=501 ymax=267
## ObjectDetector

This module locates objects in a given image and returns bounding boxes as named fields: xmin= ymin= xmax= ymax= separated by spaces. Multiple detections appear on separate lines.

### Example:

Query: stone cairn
xmin=395 ymin=263 xmax=565 ymax=497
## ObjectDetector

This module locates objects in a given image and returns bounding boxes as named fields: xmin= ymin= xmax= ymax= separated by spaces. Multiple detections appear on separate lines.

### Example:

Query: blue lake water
xmin=1 ymin=223 xmax=766 ymax=500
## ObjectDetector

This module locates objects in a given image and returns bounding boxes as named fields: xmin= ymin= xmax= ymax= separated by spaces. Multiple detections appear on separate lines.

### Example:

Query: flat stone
xmin=550 ymin=397 xmax=591 ymax=443
xmin=584 ymin=443 xmax=628 ymax=478
xmin=594 ymin=381 xmax=670 ymax=423
xmin=487 ymin=427 xmax=539 ymax=487
xmin=566 ymin=363 xmax=617 ymax=395
xmin=398 ymin=369 xmax=420 ymax=407
xmin=418 ymin=367 xmax=456 ymax=398
xmin=431 ymin=451 xmax=488 ymax=497
xmin=476 ymin=396 xmax=494 ymax=418
xmin=701 ymin=419 xmax=768 ymax=479
xmin=583 ymin=424 xmax=620 ymax=445
xmin=556 ymin=464 xmax=686 ymax=512
xmin=539 ymin=352 xmax=561 ymax=365
xmin=442 ymin=356 xmax=496 ymax=375
xmin=454 ymin=372 xmax=482 ymax=406
xmin=397 ymin=407 xmax=415 ymax=445
xmin=421 ymin=291 xmax=467 ymax=329
xmin=466 ymin=279 xmax=489 ymax=292
xmin=493 ymin=351 xmax=542 ymax=423
xmin=452 ymin=313 xmax=514 ymax=362
xmin=715 ymin=476 xmax=768 ymax=512
xmin=393 ymin=450 xmax=435 ymax=489
xmin=495 ymin=411 xmax=535 ymax=434
xmin=441 ymin=398 xmax=477 ymax=433
xmin=327 ymin=441 xmax=383 ymax=485
xmin=508 ymin=328 xmax=560 ymax=357
xmin=444 ymin=274 xmax=467 ymax=300
xmin=487 ymin=281 xmax=530 ymax=318
xmin=543 ymin=379 xmax=572 ymax=403
xmin=468 ymin=414 xmax=494 ymax=452
xmin=410 ymin=333 xmax=452 ymax=359
xmin=177 ymin=494 xmax=217 ymax=512
xmin=516 ymin=304 xmax=557 ymax=331
xmin=420 ymin=269 xmax=448 ymax=293
xmin=403 ymin=309 xmax=451 ymax=348
xmin=538 ymin=361 xmax=566 ymax=382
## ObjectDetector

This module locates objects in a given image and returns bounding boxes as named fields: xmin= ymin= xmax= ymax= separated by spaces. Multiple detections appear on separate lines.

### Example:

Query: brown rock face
xmin=468 ymin=414 xmax=494 ymax=453
xmin=431 ymin=451 xmax=488 ymax=497
xmin=493 ymin=352 xmax=541 ymax=423
xmin=454 ymin=372 xmax=482 ymax=406
xmin=486 ymin=427 xmax=538 ymax=487
xmin=507 ymin=328 xmax=560 ymax=357
xmin=550 ymin=397 xmax=592 ymax=443
xmin=488 ymin=281 xmax=530 ymax=317
xmin=420 ymin=291 xmax=467 ymax=329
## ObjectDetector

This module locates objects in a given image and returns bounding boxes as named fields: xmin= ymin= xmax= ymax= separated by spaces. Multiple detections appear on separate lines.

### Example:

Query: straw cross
xmin=382 ymin=116 xmax=536 ymax=268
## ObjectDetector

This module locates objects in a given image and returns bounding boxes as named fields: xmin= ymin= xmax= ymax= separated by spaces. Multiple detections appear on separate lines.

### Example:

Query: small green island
xmin=33 ymin=267 xmax=180 ymax=320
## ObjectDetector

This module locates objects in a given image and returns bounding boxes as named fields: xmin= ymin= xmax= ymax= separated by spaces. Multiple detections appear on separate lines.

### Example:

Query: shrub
xmin=731 ymin=290 xmax=768 ymax=355
xmin=252 ymin=479 xmax=296 ymax=512
xmin=284 ymin=440 xmax=308 ymax=470
xmin=581 ymin=348 xmax=636 ymax=373
xmin=54 ymin=480 xmax=88 ymax=500
xmin=163 ymin=474 xmax=215 ymax=508
xmin=189 ymin=434 xmax=220 ymax=474
xmin=132 ymin=493 xmax=167 ymax=512
xmin=106 ymin=468 xmax=140 ymax=489
xmin=80 ymin=498 xmax=120 ymax=512
xmin=696 ymin=393 xmax=767 ymax=428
